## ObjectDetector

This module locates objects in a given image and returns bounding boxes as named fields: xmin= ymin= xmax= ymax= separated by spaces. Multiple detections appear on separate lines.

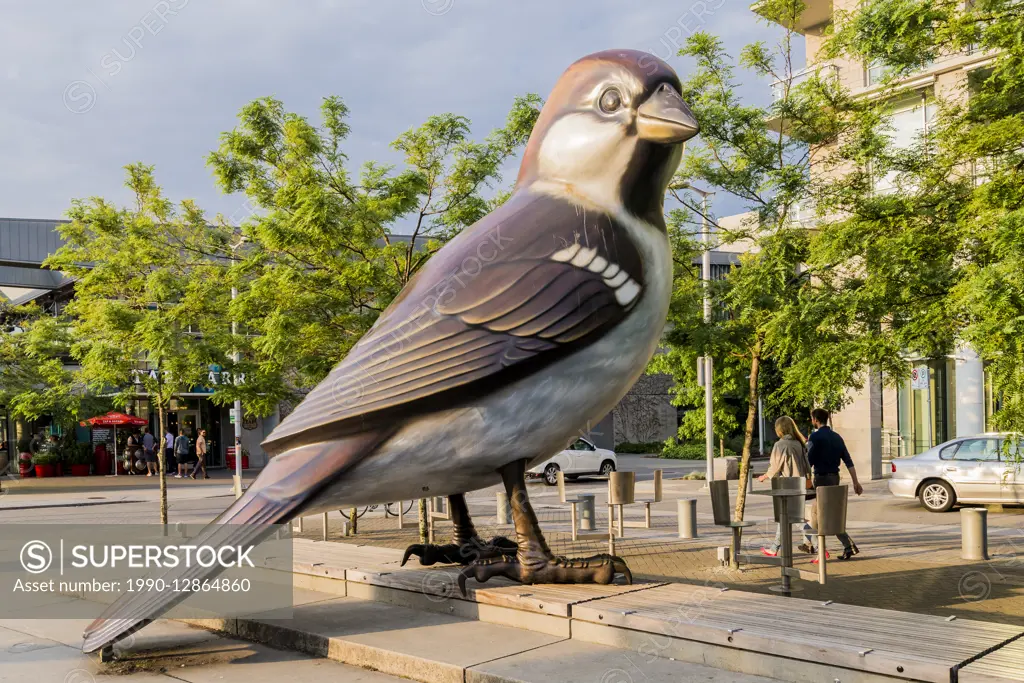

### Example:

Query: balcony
xmin=751 ymin=0 xmax=833 ymax=34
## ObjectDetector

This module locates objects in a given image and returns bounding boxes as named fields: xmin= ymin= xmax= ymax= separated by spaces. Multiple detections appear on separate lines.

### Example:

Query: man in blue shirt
xmin=806 ymin=408 xmax=863 ymax=560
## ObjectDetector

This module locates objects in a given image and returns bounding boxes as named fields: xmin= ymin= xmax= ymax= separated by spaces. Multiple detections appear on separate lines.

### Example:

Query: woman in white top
xmin=758 ymin=416 xmax=816 ymax=557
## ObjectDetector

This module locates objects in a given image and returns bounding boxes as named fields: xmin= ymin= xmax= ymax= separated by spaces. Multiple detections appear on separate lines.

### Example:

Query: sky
xmin=0 ymin=0 xmax=790 ymax=226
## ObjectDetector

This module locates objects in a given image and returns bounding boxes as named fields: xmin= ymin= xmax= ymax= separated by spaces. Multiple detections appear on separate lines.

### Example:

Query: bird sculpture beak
xmin=636 ymin=83 xmax=699 ymax=144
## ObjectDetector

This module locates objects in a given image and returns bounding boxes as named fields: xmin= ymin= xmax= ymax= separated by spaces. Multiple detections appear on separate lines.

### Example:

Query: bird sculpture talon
xmin=458 ymin=552 xmax=632 ymax=596
xmin=402 ymin=535 xmax=518 ymax=567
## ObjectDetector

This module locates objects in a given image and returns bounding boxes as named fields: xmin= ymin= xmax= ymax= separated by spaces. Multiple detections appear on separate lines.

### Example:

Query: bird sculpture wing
xmin=82 ymin=189 xmax=647 ymax=653
xmin=263 ymin=189 xmax=647 ymax=453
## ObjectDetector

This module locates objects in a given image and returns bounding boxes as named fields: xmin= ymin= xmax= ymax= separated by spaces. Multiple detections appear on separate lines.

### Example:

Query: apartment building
xmin=718 ymin=0 xmax=999 ymax=478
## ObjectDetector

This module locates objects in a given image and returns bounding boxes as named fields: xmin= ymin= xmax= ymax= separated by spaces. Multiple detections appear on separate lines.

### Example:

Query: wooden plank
xmin=570 ymin=584 xmax=1021 ymax=682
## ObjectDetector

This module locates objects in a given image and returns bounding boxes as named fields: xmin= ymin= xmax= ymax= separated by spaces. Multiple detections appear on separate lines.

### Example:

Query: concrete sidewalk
xmin=0 ymin=611 xmax=407 ymax=683
xmin=300 ymin=495 xmax=1024 ymax=627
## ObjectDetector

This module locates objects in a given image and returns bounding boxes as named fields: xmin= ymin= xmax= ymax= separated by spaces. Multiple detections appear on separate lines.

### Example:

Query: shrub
xmin=66 ymin=443 xmax=94 ymax=465
xmin=661 ymin=439 xmax=739 ymax=460
xmin=31 ymin=452 xmax=58 ymax=465
xmin=682 ymin=471 xmax=706 ymax=480
xmin=17 ymin=438 xmax=32 ymax=454
xmin=615 ymin=441 xmax=663 ymax=454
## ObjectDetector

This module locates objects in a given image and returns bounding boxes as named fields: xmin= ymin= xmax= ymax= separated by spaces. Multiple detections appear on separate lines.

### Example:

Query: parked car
xmin=888 ymin=433 xmax=1022 ymax=512
xmin=527 ymin=437 xmax=617 ymax=486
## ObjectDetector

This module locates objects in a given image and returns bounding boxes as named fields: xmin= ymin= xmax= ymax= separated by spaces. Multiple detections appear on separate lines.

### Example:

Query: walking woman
xmin=758 ymin=416 xmax=816 ymax=558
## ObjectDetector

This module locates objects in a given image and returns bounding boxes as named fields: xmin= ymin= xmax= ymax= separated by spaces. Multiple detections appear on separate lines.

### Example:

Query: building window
xmin=874 ymin=92 xmax=936 ymax=194
xmin=865 ymin=59 xmax=887 ymax=87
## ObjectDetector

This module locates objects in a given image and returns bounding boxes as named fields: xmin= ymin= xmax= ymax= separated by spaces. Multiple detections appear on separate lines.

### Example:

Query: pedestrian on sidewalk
xmin=174 ymin=431 xmax=190 ymax=479
xmin=189 ymin=429 xmax=208 ymax=479
xmin=124 ymin=431 xmax=139 ymax=475
xmin=142 ymin=427 xmax=157 ymax=477
xmin=164 ymin=429 xmax=176 ymax=476
xmin=759 ymin=416 xmax=815 ymax=558
xmin=807 ymin=408 xmax=863 ymax=560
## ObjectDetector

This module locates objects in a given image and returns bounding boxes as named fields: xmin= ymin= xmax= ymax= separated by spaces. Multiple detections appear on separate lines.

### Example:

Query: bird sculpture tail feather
xmin=82 ymin=432 xmax=384 ymax=653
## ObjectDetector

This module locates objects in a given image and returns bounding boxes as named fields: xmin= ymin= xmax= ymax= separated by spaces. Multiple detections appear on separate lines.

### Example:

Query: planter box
xmin=225 ymin=454 xmax=250 ymax=470
xmin=35 ymin=464 xmax=57 ymax=478
xmin=19 ymin=454 xmax=34 ymax=477
xmin=69 ymin=464 xmax=91 ymax=476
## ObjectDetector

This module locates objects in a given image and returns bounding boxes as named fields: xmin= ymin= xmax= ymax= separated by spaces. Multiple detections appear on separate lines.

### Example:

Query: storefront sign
xmin=207 ymin=365 xmax=246 ymax=387
xmin=911 ymin=366 xmax=930 ymax=390
xmin=91 ymin=428 xmax=113 ymax=443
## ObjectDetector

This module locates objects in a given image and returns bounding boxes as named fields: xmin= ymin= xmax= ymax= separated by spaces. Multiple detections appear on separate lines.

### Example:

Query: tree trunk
xmin=418 ymin=498 xmax=429 ymax=543
xmin=730 ymin=339 xmax=762 ymax=568
xmin=157 ymin=400 xmax=168 ymax=527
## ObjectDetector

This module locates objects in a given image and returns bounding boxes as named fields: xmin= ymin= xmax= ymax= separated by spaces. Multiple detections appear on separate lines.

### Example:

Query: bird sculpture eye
xmin=599 ymin=88 xmax=622 ymax=113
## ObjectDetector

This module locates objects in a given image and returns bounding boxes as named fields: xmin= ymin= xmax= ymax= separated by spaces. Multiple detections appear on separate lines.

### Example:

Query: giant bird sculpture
xmin=82 ymin=48 xmax=698 ymax=654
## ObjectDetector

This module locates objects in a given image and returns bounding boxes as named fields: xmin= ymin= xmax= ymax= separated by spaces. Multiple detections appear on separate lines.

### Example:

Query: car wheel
xmin=919 ymin=480 xmax=956 ymax=512
xmin=600 ymin=460 xmax=615 ymax=476
xmin=544 ymin=464 xmax=560 ymax=486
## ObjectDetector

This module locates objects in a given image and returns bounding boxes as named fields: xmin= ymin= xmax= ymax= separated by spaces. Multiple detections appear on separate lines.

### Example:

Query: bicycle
xmin=338 ymin=500 xmax=414 ymax=519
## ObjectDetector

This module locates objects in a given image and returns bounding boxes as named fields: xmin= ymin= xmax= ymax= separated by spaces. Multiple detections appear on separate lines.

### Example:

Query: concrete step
xmin=188 ymin=592 xmax=780 ymax=683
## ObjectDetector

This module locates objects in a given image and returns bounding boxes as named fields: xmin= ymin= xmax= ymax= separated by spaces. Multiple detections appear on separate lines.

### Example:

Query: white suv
xmin=527 ymin=437 xmax=617 ymax=486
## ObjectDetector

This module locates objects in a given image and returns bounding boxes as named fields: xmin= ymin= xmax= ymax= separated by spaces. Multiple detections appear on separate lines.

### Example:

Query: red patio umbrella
xmin=80 ymin=412 xmax=149 ymax=475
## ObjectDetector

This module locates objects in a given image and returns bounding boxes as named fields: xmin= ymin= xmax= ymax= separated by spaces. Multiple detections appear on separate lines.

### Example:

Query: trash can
xmin=815 ymin=485 xmax=848 ymax=536
xmin=608 ymin=471 xmax=635 ymax=505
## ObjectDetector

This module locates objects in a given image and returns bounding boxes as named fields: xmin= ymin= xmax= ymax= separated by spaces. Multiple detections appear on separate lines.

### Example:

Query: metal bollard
xmin=578 ymin=494 xmax=596 ymax=531
xmin=496 ymin=491 xmax=512 ymax=525
xmin=678 ymin=498 xmax=698 ymax=538
xmin=961 ymin=507 xmax=989 ymax=560
xmin=322 ymin=512 xmax=329 ymax=541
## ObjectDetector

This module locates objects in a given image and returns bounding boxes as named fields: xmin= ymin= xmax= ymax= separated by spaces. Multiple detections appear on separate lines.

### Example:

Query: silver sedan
xmin=888 ymin=433 xmax=1022 ymax=512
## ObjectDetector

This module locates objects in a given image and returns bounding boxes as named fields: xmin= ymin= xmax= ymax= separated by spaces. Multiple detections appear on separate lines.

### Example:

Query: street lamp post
xmin=230 ymin=235 xmax=246 ymax=499
xmin=682 ymin=183 xmax=716 ymax=484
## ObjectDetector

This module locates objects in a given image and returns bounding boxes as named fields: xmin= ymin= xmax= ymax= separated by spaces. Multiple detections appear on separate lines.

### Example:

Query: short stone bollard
xmin=678 ymin=498 xmax=698 ymax=538
xmin=496 ymin=491 xmax=512 ymax=525
xmin=578 ymin=493 xmax=596 ymax=531
xmin=322 ymin=512 xmax=329 ymax=541
xmin=961 ymin=507 xmax=989 ymax=560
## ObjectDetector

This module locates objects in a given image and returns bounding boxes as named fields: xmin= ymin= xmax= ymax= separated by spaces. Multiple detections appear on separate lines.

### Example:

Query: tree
xmin=0 ymin=302 xmax=100 ymax=428
xmin=205 ymin=95 xmax=542 ymax=417
xmin=46 ymin=164 xmax=234 ymax=523
xmin=819 ymin=0 xmax=1024 ymax=439
xmin=660 ymin=0 xmax=905 ymax=549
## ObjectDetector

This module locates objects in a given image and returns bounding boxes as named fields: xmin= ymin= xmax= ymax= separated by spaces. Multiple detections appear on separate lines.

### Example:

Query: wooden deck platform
xmin=275 ymin=539 xmax=1024 ymax=682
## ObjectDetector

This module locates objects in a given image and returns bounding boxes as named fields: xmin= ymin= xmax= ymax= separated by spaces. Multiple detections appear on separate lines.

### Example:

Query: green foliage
xmin=65 ymin=442 xmax=94 ymax=465
xmin=817 ymin=0 xmax=1024 ymax=431
xmin=16 ymin=438 xmax=32 ymax=454
xmin=661 ymin=438 xmax=739 ymax=460
xmin=47 ymin=164 xmax=234 ymax=419
xmin=30 ymin=451 xmax=58 ymax=466
xmin=614 ymin=442 xmax=664 ymax=454
xmin=0 ymin=303 xmax=99 ymax=425
xmin=205 ymin=94 xmax=542 ymax=412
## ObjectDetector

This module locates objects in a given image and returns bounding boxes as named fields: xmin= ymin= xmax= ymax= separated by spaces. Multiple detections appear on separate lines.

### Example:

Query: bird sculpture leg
xmin=458 ymin=459 xmax=631 ymax=595
xmin=402 ymin=493 xmax=517 ymax=567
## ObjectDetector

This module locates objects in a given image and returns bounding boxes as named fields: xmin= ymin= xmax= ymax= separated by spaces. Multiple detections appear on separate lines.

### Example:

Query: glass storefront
xmin=124 ymin=395 xmax=226 ymax=468
xmin=897 ymin=358 xmax=957 ymax=455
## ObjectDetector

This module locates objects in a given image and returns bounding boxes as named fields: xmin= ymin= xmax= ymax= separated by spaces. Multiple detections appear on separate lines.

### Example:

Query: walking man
xmin=174 ymin=431 xmax=190 ymax=479
xmin=190 ymin=429 xmax=208 ymax=480
xmin=806 ymin=408 xmax=863 ymax=560
xmin=164 ymin=429 xmax=176 ymax=477
xmin=141 ymin=427 xmax=157 ymax=477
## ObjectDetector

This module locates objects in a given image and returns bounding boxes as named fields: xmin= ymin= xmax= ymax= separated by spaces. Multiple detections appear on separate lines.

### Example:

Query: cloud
xmin=0 ymin=0 xmax=780 ymax=221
